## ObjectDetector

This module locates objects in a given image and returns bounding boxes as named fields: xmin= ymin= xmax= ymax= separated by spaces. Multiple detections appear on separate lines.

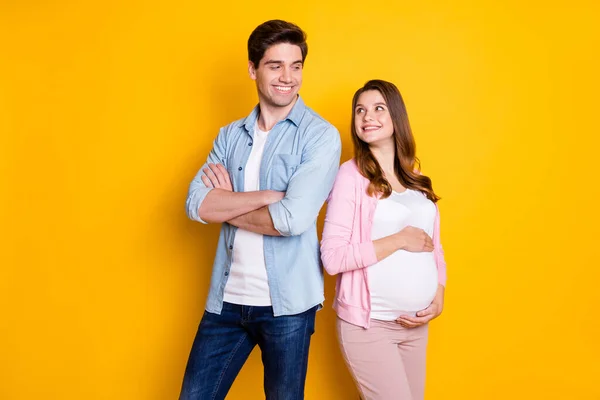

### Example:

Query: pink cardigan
xmin=320 ymin=159 xmax=447 ymax=329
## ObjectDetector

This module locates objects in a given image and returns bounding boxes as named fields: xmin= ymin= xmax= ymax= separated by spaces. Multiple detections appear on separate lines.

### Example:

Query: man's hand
xmin=201 ymin=163 xmax=233 ymax=191
xmin=201 ymin=163 xmax=285 ymax=205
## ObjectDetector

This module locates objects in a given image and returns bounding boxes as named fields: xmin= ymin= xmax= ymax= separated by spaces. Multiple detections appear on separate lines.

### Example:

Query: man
xmin=180 ymin=20 xmax=341 ymax=400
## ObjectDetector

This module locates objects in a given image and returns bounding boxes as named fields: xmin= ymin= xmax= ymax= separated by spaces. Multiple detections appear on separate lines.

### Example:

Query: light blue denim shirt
xmin=186 ymin=96 xmax=341 ymax=316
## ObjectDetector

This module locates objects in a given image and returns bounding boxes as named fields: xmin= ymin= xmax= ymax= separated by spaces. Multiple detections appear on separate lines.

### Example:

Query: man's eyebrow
xmin=263 ymin=60 xmax=303 ymax=65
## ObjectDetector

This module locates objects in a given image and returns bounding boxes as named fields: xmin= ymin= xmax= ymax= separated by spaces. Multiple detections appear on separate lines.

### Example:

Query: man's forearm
xmin=227 ymin=206 xmax=281 ymax=236
xmin=199 ymin=189 xmax=272 ymax=223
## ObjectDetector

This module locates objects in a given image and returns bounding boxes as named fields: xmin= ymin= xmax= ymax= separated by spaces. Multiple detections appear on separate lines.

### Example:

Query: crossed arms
xmin=185 ymin=126 xmax=342 ymax=236
xmin=198 ymin=163 xmax=283 ymax=236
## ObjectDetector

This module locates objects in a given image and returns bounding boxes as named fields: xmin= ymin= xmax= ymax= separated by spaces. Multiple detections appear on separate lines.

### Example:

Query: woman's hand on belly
xmin=396 ymin=284 xmax=445 ymax=328
xmin=395 ymin=226 xmax=434 ymax=253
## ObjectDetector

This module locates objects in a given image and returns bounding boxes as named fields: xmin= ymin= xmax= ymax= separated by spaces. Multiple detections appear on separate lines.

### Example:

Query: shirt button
xmin=229 ymin=245 xmax=233 ymax=250
xmin=238 ymin=167 xmax=243 ymax=171
xmin=224 ymin=271 xmax=229 ymax=276
xmin=248 ymin=142 xmax=253 ymax=146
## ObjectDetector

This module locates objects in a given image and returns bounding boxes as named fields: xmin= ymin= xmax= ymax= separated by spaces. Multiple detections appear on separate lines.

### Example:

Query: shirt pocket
xmin=269 ymin=154 xmax=302 ymax=191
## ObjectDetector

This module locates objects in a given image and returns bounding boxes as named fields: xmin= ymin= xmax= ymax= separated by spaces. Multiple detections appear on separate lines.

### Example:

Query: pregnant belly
xmin=368 ymin=251 xmax=439 ymax=319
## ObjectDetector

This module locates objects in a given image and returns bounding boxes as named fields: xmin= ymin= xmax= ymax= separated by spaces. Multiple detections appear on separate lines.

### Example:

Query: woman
xmin=321 ymin=80 xmax=447 ymax=400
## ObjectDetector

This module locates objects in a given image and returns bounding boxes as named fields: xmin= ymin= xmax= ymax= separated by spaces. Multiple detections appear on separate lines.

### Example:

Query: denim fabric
xmin=180 ymin=302 xmax=317 ymax=400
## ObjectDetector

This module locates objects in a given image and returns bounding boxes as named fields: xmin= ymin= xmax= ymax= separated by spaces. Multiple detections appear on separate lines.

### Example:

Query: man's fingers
xmin=208 ymin=163 xmax=225 ymax=186
xmin=216 ymin=163 xmax=229 ymax=178
xmin=203 ymin=167 xmax=219 ymax=187
xmin=216 ymin=164 xmax=232 ymax=187
xmin=201 ymin=174 xmax=213 ymax=188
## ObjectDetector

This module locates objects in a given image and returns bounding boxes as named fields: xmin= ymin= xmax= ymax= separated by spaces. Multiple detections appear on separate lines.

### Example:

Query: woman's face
xmin=354 ymin=90 xmax=394 ymax=146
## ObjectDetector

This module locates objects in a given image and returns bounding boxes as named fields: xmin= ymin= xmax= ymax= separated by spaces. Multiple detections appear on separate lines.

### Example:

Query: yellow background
xmin=1 ymin=1 xmax=599 ymax=399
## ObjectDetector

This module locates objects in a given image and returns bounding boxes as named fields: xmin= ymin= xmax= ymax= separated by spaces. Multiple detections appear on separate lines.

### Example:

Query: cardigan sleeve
xmin=320 ymin=165 xmax=378 ymax=275
xmin=433 ymin=204 xmax=447 ymax=286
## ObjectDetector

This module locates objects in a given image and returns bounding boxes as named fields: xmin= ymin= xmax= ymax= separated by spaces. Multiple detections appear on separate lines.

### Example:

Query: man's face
xmin=249 ymin=42 xmax=303 ymax=108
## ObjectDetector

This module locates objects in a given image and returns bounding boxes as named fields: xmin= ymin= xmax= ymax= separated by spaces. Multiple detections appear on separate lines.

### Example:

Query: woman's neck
xmin=369 ymin=140 xmax=396 ymax=174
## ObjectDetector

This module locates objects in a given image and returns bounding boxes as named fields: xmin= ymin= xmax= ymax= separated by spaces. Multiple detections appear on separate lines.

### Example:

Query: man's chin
xmin=269 ymin=94 xmax=298 ymax=108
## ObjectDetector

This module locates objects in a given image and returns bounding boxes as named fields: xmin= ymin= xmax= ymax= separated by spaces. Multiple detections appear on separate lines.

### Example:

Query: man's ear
xmin=248 ymin=61 xmax=257 ymax=80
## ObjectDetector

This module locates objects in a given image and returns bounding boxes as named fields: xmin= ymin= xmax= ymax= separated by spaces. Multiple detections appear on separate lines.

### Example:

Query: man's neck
xmin=257 ymin=96 xmax=299 ymax=131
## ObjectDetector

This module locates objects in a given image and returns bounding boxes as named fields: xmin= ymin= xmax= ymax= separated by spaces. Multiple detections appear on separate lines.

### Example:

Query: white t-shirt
xmin=223 ymin=124 xmax=271 ymax=306
xmin=368 ymin=189 xmax=439 ymax=320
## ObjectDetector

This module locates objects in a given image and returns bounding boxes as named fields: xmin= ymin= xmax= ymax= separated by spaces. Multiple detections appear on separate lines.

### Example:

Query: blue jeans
xmin=180 ymin=302 xmax=317 ymax=400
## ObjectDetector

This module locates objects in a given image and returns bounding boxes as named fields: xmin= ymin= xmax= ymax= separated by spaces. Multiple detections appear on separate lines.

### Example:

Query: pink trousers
xmin=337 ymin=317 xmax=429 ymax=400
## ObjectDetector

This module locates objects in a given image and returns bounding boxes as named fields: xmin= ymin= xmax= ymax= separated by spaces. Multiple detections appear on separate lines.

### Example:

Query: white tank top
xmin=368 ymin=189 xmax=439 ymax=320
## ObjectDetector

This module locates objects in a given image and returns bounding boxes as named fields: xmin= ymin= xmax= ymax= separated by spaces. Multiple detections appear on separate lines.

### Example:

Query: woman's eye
xmin=376 ymin=106 xmax=384 ymax=111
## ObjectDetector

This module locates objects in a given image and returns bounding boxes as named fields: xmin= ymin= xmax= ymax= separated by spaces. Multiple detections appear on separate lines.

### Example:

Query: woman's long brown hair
xmin=351 ymin=79 xmax=440 ymax=202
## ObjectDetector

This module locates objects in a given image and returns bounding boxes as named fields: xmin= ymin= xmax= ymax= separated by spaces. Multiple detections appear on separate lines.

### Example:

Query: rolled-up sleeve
xmin=185 ymin=128 xmax=227 ymax=224
xmin=268 ymin=126 xmax=341 ymax=236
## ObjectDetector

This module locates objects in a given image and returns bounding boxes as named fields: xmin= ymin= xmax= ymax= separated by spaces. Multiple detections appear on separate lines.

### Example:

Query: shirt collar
xmin=241 ymin=95 xmax=306 ymax=132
